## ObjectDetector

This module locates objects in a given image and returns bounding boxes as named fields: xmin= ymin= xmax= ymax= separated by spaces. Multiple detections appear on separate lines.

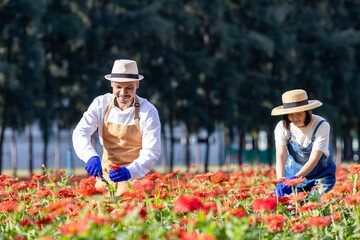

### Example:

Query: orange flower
xmin=56 ymin=170 xmax=66 ymax=175
xmin=349 ymin=165 xmax=360 ymax=174
xmin=164 ymin=170 xmax=181 ymax=180
xmin=57 ymin=220 xmax=90 ymax=235
xmin=32 ymin=174 xmax=47 ymax=180
xmin=306 ymin=216 xmax=330 ymax=228
xmin=211 ymin=172 xmax=229 ymax=184
xmin=283 ymin=176 xmax=305 ymax=186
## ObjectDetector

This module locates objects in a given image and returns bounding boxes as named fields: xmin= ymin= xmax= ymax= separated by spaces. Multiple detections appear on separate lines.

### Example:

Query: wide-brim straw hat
xmin=271 ymin=89 xmax=323 ymax=116
xmin=105 ymin=59 xmax=144 ymax=82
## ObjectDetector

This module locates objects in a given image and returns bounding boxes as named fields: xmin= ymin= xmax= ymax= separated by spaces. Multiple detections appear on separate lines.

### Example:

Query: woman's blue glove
xmin=109 ymin=167 xmax=131 ymax=182
xmin=85 ymin=156 xmax=103 ymax=176
xmin=274 ymin=182 xmax=284 ymax=197
xmin=282 ymin=175 xmax=298 ymax=195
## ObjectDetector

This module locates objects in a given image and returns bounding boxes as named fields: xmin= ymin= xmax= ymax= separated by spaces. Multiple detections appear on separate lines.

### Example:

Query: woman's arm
xmin=294 ymin=150 xmax=323 ymax=177
xmin=276 ymin=145 xmax=288 ymax=179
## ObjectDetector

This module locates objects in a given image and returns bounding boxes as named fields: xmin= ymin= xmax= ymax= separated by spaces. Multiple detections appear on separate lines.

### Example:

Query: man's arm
xmin=127 ymin=107 xmax=161 ymax=180
xmin=72 ymin=99 xmax=101 ymax=162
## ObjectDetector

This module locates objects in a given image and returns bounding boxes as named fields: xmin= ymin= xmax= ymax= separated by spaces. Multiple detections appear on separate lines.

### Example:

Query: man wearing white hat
xmin=72 ymin=59 xmax=161 ymax=196
xmin=271 ymin=89 xmax=336 ymax=197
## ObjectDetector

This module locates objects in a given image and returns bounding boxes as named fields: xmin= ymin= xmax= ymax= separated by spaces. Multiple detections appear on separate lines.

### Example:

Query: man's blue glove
xmin=85 ymin=156 xmax=103 ymax=176
xmin=274 ymin=182 xmax=284 ymax=197
xmin=109 ymin=167 xmax=131 ymax=182
xmin=282 ymin=175 xmax=298 ymax=195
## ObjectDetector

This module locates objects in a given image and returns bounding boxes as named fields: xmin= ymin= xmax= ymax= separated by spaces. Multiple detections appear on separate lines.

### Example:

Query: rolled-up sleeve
xmin=72 ymin=99 xmax=101 ymax=163
xmin=127 ymin=107 xmax=161 ymax=180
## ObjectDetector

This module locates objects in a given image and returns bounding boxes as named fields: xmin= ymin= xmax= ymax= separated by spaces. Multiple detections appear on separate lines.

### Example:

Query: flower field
xmin=1 ymin=164 xmax=360 ymax=239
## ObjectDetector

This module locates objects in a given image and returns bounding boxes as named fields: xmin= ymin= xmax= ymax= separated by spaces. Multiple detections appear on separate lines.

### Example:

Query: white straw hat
xmin=105 ymin=59 xmax=144 ymax=82
xmin=271 ymin=89 xmax=322 ymax=116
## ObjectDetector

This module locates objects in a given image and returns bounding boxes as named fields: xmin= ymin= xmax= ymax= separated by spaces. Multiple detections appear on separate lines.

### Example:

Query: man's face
xmin=111 ymin=81 xmax=139 ymax=106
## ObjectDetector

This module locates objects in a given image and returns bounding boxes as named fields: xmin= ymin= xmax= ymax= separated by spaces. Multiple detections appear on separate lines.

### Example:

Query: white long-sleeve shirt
xmin=72 ymin=93 xmax=161 ymax=180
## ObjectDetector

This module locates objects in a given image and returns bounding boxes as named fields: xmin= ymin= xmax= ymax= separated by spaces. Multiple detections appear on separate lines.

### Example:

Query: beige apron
xmin=95 ymin=96 xmax=142 ymax=197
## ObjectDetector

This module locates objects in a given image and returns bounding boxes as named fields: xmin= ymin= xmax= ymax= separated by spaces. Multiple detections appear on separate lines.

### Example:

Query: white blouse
xmin=274 ymin=114 xmax=330 ymax=157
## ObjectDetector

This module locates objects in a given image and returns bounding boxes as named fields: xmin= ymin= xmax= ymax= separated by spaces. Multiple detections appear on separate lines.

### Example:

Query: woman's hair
xmin=282 ymin=111 xmax=312 ymax=131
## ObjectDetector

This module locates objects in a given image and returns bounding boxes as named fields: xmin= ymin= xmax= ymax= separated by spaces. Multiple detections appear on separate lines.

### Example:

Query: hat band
xmin=283 ymin=99 xmax=309 ymax=109
xmin=110 ymin=73 xmax=139 ymax=79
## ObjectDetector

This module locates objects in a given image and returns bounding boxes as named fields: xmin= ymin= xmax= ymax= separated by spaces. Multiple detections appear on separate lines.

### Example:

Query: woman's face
xmin=288 ymin=112 xmax=306 ymax=128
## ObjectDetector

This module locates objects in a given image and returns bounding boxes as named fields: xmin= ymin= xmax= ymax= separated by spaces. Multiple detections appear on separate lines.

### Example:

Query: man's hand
xmin=109 ymin=167 xmax=131 ymax=182
xmin=85 ymin=156 xmax=103 ymax=176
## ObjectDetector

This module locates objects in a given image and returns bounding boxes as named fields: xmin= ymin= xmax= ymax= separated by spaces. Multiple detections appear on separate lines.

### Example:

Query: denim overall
xmin=284 ymin=120 xmax=336 ymax=194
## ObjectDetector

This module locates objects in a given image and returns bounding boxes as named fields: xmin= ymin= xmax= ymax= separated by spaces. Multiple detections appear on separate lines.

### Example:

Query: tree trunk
xmin=238 ymin=131 xmax=245 ymax=166
xmin=343 ymin=135 xmax=352 ymax=162
xmin=253 ymin=131 xmax=260 ymax=165
xmin=195 ymin=137 xmax=201 ymax=169
xmin=54 ymin=130 xmax=61 ymax=171
xmin=204 ymin=136 xmax=210 ymax=173
xmin=0 ymin=94 xmax=8 ymax=175
xmin=218 ymin=123 xmax=224 ymax=168
xmin=185 ymin=132 xmax=190 ymax=172
xmin=335 ymin=136 xmax=342 ymax=165
xmin=169 ymin=112 xmax=174 ymax=173
xmin=11 ymin=130 xmax=17 ymax=177
xmin=267 ymin=130 xmax=274 ymax=166
xmin=43 ymin=134 xmax=48 ymax=170
xmin=161 ymin=131 xmax=168 ymax=173
xmin=28 ymin=123 xmax=33 ymax=174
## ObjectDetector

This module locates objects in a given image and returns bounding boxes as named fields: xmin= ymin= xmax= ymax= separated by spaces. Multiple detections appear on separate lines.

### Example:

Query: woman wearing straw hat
xmin=271 ymin=89 xmax=336 ymax=197
xmin=72 ymin=59 xmax=161 ymax=197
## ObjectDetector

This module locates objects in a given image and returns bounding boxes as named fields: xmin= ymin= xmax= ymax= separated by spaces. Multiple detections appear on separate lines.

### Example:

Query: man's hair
xmin=282 ymin=111 xmax=312 ymax=131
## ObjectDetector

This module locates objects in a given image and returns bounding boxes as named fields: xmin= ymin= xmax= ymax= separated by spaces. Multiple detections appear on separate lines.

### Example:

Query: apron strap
xmin=287 ymin=130 xmax=292 ymax=143
xmin=311 ymin=120 xmax=327 ymax=143
xmin=134 ymin=96 xmax=140 ymax=120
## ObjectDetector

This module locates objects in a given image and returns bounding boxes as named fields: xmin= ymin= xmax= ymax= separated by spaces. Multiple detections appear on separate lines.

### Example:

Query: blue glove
xmin=274 ymin=182 xmax=284 ymax=197
xmin=109 ymin=167 xmax=131 ymax=182
xmin=85 ymin=156 xmax=103 ymax=176
xmin=282 ymin=176 xmax=298 ymax=195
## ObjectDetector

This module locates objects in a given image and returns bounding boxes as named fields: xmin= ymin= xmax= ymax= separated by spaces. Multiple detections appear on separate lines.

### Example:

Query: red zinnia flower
xmin=251 ymin=197 xmax=277 ymax=212
xmin=289 ymin=222 xmax=307 ymax=233
xmin=109 ymin=164 xmax=120 ymax=171
xmin=173 ymin=195 xmax=203 ymax=213
xmin=299 ymin=202 xmax=321 ymax=213
xmin=264 ymin=214 xmax=286 ymax=232
xmin=0 ymin=200 xmax=18 ymax=213
xmin=32 ymin=174 xmax=47 ymax=180
xmin=54 ymin=187 xmax=76 ymax=198
xmin=229 ymin=207 xmax=247 ymax=218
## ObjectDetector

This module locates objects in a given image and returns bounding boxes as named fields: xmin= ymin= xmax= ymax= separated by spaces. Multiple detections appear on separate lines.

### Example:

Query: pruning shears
xmin=96 ymin=172 xmax=110 ymax=185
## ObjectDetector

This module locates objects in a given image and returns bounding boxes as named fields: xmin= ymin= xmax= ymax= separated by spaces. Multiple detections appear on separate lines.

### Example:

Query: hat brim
xmin=104 ymin=74 xmax=144 ymax=82
xmin=271 ymin=100 xmax=323 ymax=116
